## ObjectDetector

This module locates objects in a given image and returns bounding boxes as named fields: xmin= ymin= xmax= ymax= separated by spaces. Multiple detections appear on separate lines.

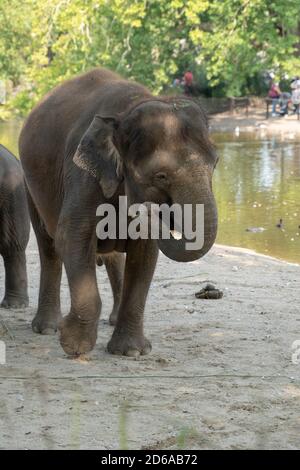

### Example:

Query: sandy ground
xmin=210 ymin=105 xmax=300 ymax=135
xmin=0 ymin=231 xmax=300 ymax=450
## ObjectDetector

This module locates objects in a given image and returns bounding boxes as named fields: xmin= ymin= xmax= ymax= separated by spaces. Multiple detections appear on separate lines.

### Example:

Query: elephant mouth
xmin=156 ymin=199 xmax=218 ymax=262
xmin=124 ymin=196 xmax=217 ymax=262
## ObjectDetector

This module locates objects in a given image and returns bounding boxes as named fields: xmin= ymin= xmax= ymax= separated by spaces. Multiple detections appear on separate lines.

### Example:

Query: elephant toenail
xmin=126 ymin=349 xmax=140 ymax=357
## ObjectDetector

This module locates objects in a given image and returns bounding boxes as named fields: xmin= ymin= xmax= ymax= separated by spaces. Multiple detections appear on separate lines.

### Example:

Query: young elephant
xmin=19 ymin=68 xmax=218 ymax=357
xmin=0 ymin=144 xmax=29 ymax=308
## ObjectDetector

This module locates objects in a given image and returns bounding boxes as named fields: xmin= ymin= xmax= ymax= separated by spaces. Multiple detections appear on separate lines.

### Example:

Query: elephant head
xmin=73 ymin=98 xmax=218 ymax=262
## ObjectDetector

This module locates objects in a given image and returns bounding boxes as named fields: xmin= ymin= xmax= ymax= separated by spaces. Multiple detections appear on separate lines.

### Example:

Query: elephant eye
xmin=154 ymin=172 xmax=168 ymax=181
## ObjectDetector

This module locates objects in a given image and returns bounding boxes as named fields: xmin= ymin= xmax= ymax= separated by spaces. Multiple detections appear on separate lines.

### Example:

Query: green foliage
xmin=0 ymin=0 xmax=299 ymax=117
xmin=190 ymin=0 xmax=300 ymax=96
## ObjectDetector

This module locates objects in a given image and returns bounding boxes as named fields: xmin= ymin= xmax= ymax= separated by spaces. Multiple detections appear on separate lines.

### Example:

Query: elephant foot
xmin=109 ymin=309 xmax=118 ymax=326
xmin=59 ymin=314 xmax=98 ymax=356
xmin=1 ymin=296 xmax=29 ymax=309
xmin=32 ymin=310 xmax=62 ymax=335
xmin=107 ymin=328 xmax=152 ymax=357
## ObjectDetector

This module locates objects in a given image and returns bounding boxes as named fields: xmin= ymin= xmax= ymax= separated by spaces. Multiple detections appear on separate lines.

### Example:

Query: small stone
xmin=156 ymin=357 xmax=168 ymax=365
xmin=195 ymin=287 xmax=223 ymax=299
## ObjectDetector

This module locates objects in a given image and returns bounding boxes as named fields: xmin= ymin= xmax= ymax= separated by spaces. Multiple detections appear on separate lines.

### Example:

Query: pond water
xmin=0 ymin=120 xmax=22 ymax=156
xmin=1 ymin=121 xmax=300 ymax=264
xmin=213 ymin=131 xmax=300 ymax=264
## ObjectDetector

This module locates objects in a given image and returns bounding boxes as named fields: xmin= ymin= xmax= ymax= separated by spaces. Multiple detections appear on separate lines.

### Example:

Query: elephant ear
xmin=73 ymin=115 xmax=123 ymax=198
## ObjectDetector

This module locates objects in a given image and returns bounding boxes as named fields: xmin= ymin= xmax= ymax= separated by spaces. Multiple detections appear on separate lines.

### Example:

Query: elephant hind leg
xmin=27 ymin=190 xmax=62 ymax=335
xmin=1 ymin=250 xmax=29 ymax=308
xmin=0 ymin=205 xmax=29 ymax=308
xmin=101 ymin=252 xmax=125 ymax=325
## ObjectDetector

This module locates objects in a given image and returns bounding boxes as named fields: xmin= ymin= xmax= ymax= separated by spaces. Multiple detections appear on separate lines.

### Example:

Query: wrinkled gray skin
xmin=19 ymin=68 xmax=218 ymax=357
xmin=0 ymin=144 xmax=29 ymax=308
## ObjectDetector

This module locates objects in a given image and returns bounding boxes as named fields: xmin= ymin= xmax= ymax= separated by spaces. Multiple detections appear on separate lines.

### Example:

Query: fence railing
xmin=196 ymin=96 xmax=250 ymax=115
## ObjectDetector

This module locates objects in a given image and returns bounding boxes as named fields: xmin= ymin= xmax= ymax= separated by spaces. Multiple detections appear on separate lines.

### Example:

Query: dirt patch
xmin=0 ymin=232 xmax=300 ymax=449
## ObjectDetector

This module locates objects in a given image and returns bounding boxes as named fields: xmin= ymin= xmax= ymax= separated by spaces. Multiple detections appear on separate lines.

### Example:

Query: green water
xmin=213 ymin=132 xmax=300 ymax=264
xmin=1 ymin=121 xmax=300 ymax=264
xmin=0 ymin=120 xmax=22 ymax=156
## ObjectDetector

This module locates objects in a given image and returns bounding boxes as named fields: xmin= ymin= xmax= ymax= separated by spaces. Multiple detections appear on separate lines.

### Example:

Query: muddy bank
xmin=0 ymin=233 xmax=300 ymax=449
xmin=210 ymin=106 xmax=300 ymax=136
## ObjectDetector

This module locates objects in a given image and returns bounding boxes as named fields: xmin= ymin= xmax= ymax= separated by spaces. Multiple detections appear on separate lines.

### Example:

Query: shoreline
xmin=210 ymin=106 xmax=300 ymax=135
xmin=215 ymin=243 xmax=300 ymax=267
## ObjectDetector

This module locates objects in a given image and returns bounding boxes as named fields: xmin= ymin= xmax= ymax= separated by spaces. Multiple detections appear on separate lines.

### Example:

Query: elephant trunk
xmin=157 ymin=183 xmax=218 ymax=262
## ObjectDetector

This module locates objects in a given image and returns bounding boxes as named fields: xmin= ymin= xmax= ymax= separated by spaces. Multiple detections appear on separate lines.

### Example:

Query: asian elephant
xmin=0 ymin=144 xmax=29 ymax=308
xmin=19 ymin=68 xmax=218 ymax=357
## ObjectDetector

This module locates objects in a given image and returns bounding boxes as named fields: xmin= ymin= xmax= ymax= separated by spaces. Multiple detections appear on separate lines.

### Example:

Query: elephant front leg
xmin=56 ymin=219 xmax=101 ymax=357
xmin=1 ymin=251 xmax=29 ymax=308
xmin=107 ymin=239 xmax=158 ymax=357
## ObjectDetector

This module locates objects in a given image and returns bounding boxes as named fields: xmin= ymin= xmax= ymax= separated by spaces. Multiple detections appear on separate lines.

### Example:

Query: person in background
xmin=183 ymin=71 xmax=194 ymax=95
xmin=278 ymin=91 xmax=291 ymax=116
xmin=172 ymin=77 xmax=182 ymax=89
xmin=0 ymin=79 xmax=6 ymax=104
xmin=268 ymin=81 xmax=281 ymax=116
xmin=291 ymin=77 xmax=300 ymax=115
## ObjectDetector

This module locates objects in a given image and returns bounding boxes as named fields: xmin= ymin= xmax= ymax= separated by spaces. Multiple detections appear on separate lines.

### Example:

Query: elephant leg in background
xmin=27 ymin=191 xmax=62 ymax=334
xmin=0 ymin=201 xmax=29 ymax=308
xmin=102 ymin=252 xmax=125 ymax=326
xmin=107 ymin=239 xmax=158 ymax=357
xmin=56 ymin=203 xmax=101 ymax=356
xmin=1 ymin=250 xmax=28 ymax=308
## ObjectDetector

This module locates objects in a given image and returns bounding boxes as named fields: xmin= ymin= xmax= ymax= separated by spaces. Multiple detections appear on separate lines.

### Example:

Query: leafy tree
xmin=189 ymin=0 xmax=300 ymax=95
xmin=0 ymin=0 xmax=33 ymax=85
xmin=0 ymin=0 xmax=300 ymax=117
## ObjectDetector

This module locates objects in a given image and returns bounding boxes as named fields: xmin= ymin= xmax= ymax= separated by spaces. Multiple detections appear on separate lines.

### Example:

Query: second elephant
xmin=0 ymin=144 xmax=30 ymax=308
